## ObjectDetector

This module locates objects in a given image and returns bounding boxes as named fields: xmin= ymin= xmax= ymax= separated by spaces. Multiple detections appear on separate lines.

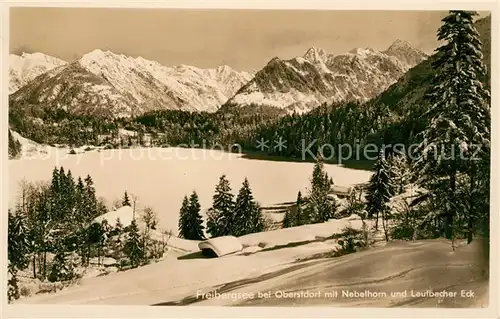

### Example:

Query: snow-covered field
xmin=8 ymin=146 xmax=372 ymax=234
xmin=14 ymin=234 xmax=488 ymax=307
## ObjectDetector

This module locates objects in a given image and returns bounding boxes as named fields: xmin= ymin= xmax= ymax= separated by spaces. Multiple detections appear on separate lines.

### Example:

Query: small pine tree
xmin=206 ymin=175 xmax=234 ymax=238
xmin=7 ymin=263 xmax=20 ymax=302
xmin=295 ymin=191 xmax=307 ymax=226
xmin=115 ymin=217 xmax=124 ymax=231
xmin=282 ymin=209 xmax=294 ymax=228
xmin=122 ymin=191 xmax=131 ymax=207
xmin=48 ymin=242 xmax=76 ymax=282
xmin=366 ymin=150 xmax=394 ymax=230
xmin=123 ymin=219 xmax=144 ymax=268
xmin=178 ymin=192 xmax=205 ymax=240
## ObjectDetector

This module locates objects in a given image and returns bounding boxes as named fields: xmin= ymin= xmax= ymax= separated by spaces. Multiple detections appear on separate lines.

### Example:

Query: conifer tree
xmin=295 ymin=191 xmax=307 ymax=226
xmin=8 ymin=263 xmax=20 ymax=302
xmin=178 ymin=193 xmax=205 ymax=240
xmin=366 ymin=150 xmax=394 ymax=229
xmin=282 ymin=209 xmax=294 ymax=228
xmin=123 ymin=219 xmax=144 ymax=268
xmin=387 ymin=153 xmax=410 ymax=195
xmin=414 ymin=11 xmax=490 ymax=241
xmin=122 ymin=191 xmax=131 ymax=207
xmin=48 ymin=242 xmax=76 ymax=282
xmin=141 ymin=207 xmax=158 ymax=258
xmin=306 ymin=155 xmax=337 ymax=223
xmin=207 ymin=175 xmax=234 ymax=237
xmin=233 ymin=178 xmax=264 ymax=236
xmin=177 ymin=196 xmax=190 ymax=239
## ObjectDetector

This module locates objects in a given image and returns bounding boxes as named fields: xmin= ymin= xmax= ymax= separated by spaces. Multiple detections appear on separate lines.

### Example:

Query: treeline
xmin=345 ymin=11 xmax=491 ymax=250
xmin=177 ymin=177 xmax=266 ymax=240
xmin=8 ymin=102 xmax=285 ymax=150
xmin=177 ymin=156 xmax=343 ymax=240
xmin=7 ymin=168 xmax=169 ymax=302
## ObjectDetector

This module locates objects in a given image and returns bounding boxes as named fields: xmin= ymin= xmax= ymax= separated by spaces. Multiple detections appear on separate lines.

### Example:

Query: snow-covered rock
xmin=9 ymin=52 xmax=67 ymax=94
xmin=227 ymin=40 xmax=427 ymax=113
xmin=10 ymin=49 xmax=253 ymax=117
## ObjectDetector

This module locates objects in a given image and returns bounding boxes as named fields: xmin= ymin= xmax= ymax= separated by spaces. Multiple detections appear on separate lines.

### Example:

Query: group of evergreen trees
xmin=362 ymin=11 xmax=491 ymax=247
xmin=283 ymin=156 xmax=339 ymax=228
xmin=178 ymin=192 xmax=205 ymax=240
xmin=7 ymin=167 xmax=108 ymax=300
xmin=413 ymin=11 xmax=490 ymax=244
xmin=7 ymin=169 xmax=166 ymax=302
xmin=178 ymin=176 xmax=265 ymax=240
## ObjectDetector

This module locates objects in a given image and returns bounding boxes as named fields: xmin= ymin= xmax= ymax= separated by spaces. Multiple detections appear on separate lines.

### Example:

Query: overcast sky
xmin=9 ymin=9 xmax=489 ymax=71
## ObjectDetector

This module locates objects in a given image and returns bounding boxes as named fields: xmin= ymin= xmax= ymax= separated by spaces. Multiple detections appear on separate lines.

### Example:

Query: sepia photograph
xmin=3 ymin=3 xmax=496 ymax=314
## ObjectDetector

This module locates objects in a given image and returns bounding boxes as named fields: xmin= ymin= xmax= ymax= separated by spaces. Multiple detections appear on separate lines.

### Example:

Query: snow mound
xmin=198 ymin=236 xmax=243 ymax=257
xmin=93 ymin=206 xmax=134 ymax=227
xmin=238 ymin=215 xmax=363 ymax=249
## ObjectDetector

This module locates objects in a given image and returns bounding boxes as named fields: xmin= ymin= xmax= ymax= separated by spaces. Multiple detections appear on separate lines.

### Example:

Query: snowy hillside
xmin=9 ymin=52 xmax=67 ymax=94
xmin=15 ymin=235 xmax=488 ymax=307
xmin=9 ymin=50 xmax=253 ymax=117
xmin=226 ymin=40 xmax=427 ymax=113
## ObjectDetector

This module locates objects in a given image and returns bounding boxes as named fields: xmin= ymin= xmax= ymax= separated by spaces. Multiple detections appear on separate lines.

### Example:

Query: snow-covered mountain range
xmin=9 ymin=50 xmax=253 ymax=117
xmin=226 ymin=40 xmax=428 ymax=112
xmin=9 ymin=52 xmax=68 ymax=94
xmin=9 ymin=40 xmax=426 ymax=117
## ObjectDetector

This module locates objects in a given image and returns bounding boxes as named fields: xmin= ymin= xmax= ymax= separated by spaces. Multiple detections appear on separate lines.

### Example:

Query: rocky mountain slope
xmin=370 ymin=14 xmax=491 ymax=117
xmin=225 ymin=40 xmax=428 ymax=112
xmin=9 ymin=52 xmax=67 ymax=94
xmin=9 ymin=50 xmax=253 ymax=117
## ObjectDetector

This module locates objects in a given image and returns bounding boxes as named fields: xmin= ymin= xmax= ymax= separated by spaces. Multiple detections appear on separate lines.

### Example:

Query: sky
xmin=9 ymin=9 xmax=490 ymax=71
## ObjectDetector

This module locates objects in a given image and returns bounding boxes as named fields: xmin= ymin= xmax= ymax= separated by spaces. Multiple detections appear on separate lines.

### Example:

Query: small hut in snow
xmin=198 ymin=236 xmax=243 ymax=258
xmin=93 ymin=205 xmax=134 ymax=228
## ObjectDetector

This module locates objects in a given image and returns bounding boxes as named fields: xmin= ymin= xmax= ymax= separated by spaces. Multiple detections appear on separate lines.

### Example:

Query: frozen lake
xmin=8 ymin=147 xmax=372 ymax=233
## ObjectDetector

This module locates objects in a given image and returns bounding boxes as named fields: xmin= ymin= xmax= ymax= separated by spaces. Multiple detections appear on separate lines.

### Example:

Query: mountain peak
xmin=385 ymin=39 xmax=415 ymax=52
xmin=348 ymin=47 xmax=376 ymax=56
xmin=382 ymin=39 xmax=427 ymax=67
xmin=9 ymin=52 xmax=68 ymax=94
xmin=80 ymin=49 xmax=116 ymax=62
xmin=303 ymin=47 xmax=328 ymax=63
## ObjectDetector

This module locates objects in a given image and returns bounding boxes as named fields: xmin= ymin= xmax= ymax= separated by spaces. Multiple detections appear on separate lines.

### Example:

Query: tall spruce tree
xmin=8 ymin=208 xmax=30 ymax=270
xmin=178 ymin=192 xmax=205 ymax=240
xmin=414 ymin=11 xmax=490 ymax=241
xmin=366 ymin=150 xmax=394 ymax=229
xmin=207 ymin=175 xmax=235 ymax=238
xmin=233 ymin=178 xmax=264 ymax=236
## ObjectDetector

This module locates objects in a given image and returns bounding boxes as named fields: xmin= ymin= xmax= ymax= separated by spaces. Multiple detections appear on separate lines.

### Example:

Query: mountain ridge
xmin=9 ymin=52 xmax=68 ymax=94
xmin=10 ymin=49 xmax=254 ymax=117
xmin=225 ymin=39 xmax=428 ymax=113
